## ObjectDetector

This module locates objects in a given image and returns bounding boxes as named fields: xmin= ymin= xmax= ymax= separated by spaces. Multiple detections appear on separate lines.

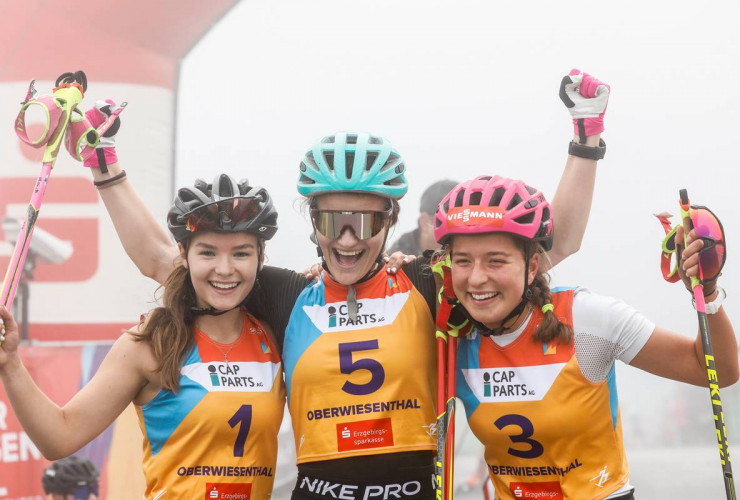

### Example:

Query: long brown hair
xmin=523 ymin=240 xmax=573 ymax=344
xmin=132 ymin=264 xmax=196 ymax=392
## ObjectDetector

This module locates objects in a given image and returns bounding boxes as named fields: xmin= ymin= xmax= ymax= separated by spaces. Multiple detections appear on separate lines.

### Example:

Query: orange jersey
xmin=457 ymin=288 xmax=652 ymax=500
xmin=282 ymin=269 xmax=437 ymax=464
xmin=136 ymin=311 xmax=285 ymax=499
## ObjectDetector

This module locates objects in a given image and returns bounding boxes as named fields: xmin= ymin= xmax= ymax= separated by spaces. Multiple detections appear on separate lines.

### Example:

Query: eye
xmin=452 ymin=257 xmax=471 ymax=266
xmin=234 ymin=251 xmax=253 ymax=258
xmin=198 ymin=250 xmax=215 ymax=257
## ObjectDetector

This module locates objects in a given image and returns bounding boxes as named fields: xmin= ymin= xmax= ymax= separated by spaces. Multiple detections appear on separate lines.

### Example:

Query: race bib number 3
xmin=205 ymin=483 xmax=252 ymax=500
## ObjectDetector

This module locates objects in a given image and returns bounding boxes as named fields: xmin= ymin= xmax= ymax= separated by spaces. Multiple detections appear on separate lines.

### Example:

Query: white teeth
xmin=471 ymin=292 xmax=497 ymax=300
xmin=336 ymin=249 xmax=361 ymax=256
xmin=210 ymin=282 xmax=238 ymax=290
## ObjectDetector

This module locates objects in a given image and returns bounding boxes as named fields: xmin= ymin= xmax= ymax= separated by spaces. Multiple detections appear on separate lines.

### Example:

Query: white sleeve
xmin=572 ymin=287 xmax=655 ymax=383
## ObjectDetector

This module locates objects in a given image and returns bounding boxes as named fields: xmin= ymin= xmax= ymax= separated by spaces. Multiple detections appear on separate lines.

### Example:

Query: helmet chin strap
xmin=466 ymin=247 xmax=534 ymax=337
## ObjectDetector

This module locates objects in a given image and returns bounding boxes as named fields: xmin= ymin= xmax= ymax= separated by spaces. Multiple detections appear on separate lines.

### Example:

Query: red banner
xmin=0 ymin=343 xmax=144 ymax=499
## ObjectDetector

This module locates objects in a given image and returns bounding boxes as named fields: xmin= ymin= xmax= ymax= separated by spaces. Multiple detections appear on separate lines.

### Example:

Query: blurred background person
xmin=388 ymin=179 xmax=458 ymax=255
xmin=42 ymin=455 xmax=99 ymax=500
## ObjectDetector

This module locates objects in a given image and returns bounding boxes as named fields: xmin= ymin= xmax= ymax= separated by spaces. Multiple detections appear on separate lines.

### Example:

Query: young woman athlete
xmin=431 ymin=175 xmax=738 ymax=499
xmin=0 ymin=174 xmax=285 ymax=499
xmin=83 ymin=69 xmax=609 ymax=498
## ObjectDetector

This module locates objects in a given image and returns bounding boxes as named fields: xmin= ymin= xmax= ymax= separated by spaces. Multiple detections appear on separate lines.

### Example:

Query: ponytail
xmin=524 ymin=242 xmax=573 ymax=344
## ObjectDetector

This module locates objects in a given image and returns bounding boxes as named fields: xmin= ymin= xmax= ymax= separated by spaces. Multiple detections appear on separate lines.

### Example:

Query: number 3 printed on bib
xmin=495 ymin=414 xmax=544 ymax=459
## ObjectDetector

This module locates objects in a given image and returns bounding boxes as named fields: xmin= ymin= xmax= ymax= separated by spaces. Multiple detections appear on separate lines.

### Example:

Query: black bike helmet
xmin=167 ymin=173 xmax=278 ymax=242
xmin=42 ymin=455 xmax=99 ymax=495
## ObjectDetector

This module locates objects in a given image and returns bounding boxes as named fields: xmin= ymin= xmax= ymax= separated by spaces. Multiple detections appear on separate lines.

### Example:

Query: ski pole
xmin=1 ymin=72 xmax=125 ymax=311
xmin=679 ymin=188 xmax=736 ymax=500
xmin=435 ymin=329 xmax=447 ymax=499
xmin=444 ymin=333 xmax=458 ymax=500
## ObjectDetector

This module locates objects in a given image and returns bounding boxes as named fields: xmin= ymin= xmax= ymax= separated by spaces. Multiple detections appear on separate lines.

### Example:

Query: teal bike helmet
xmin=297 ymin=132 xmax=408 ymax=199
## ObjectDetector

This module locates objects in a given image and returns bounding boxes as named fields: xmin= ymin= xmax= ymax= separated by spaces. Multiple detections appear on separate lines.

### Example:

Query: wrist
xmin=0 ymin=354 xmax=23 ymax=378
xmin=572 ymin=134 xmax=602 ymax=146
xmin=692 ymin=284 xmax=726 ymax=314
xmin=568 ymin=139 xmax=606 ymax=160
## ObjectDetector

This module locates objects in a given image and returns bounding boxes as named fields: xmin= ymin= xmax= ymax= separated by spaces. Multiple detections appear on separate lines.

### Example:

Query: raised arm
xmin=547 ymin=69 xmax=610 ymax=267
xmin=85 ymin=101 xmax=179 ymax=284
xmin=0 ymin=306 xmax=150 ymax=459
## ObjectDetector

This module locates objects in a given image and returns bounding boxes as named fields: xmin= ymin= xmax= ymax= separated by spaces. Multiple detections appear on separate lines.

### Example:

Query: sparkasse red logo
xmin=509 ymin=481 xmax=563 ymax=499
xmin=336 ymin=418 xmax=394 ymax=452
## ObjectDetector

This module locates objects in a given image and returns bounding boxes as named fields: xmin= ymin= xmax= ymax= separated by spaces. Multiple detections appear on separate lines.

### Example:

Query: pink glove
xmin=559 ymin=68 xmax=610 ymax=142
xmin=83 ymin=99 xmax=120 ymax=171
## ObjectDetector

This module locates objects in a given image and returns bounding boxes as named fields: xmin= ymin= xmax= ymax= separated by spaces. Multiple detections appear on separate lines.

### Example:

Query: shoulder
xmin=108 ymin=325 xmax=159 ymax=381
xmin=571 ymin=287 xmax=655 ymax=363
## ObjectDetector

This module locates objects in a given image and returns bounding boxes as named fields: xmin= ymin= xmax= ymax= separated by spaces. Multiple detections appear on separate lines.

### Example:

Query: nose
xmin=335 ymin=225 xmax=360 ymax=245
xmin=214 ymin=254 xmax=234 ymax=275
xmin=468 ymin=260 xmax=489 ymax=287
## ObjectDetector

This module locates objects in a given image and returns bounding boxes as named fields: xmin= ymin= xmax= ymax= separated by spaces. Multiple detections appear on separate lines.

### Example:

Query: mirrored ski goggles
xmin=183 ymin=197 xmax=260 ymax=233
xmin=310 ymin=209 xmax=391 ymax=240
xmin=661 ymin=205 xmax=726 ymax=281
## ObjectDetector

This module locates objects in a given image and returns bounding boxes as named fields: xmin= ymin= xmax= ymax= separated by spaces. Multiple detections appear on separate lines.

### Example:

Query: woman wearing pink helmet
xmin=433 ymin=175 xmax=738 ymax=499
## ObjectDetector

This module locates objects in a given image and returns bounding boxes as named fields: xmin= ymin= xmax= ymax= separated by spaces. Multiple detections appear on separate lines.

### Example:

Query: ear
xmin=178 ymin=242 xmax=188 ymax=269
xmin=527 ymin=252 xmax=540 ymax=285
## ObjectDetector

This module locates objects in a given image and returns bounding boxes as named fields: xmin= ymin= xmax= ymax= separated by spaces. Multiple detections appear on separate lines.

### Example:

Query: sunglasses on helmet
xmin=310 ymin=209 xmax=391 ymax=240
xmin=657 ymin=205 xmax=726 ymax=282
xmin=182 ymin=197 xmax=260 ymax=233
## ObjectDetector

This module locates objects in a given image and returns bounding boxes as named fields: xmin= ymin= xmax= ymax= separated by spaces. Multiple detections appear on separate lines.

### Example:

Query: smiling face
xmin=313 ymin=193 xmax=390 ymax=286
xmin=450 ymin=233 xmax=538 ymax=330
xmin=181 ymin=231 xmax=261 ymax=312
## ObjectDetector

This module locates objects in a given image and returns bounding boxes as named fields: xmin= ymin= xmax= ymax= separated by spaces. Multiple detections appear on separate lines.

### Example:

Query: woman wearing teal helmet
xmin=79 ymin=68 xmax=609 ymax=498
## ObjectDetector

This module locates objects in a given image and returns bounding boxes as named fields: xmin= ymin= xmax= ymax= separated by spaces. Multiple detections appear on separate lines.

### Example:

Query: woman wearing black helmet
xmin=0 ymin=174 xmax=285 ymax=498
xmin=42 ymin=455 xmax=99 ymax=500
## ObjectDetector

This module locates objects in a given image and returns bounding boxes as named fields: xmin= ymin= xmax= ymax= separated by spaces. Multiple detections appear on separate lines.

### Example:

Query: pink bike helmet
xmin=434 ymin=175 xmax=553 ymax=251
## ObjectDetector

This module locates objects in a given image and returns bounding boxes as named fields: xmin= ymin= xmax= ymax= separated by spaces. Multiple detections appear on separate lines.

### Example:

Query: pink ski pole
xmin=1 ymin=73 xmax=125 ymax=310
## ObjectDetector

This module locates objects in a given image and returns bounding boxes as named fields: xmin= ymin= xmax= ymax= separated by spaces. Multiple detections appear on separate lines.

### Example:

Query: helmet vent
xmin=345 ymin=152 xmax=355 ymax=179
xmin=526 ymin=185 xmax=538 ymax=195
xmin=542 ymin=206 xmax=551 ymax=223
xmin=346 ymin=134 xmax=358 ymax=144
xmin=514 ymin=212 xmax=535 ymax=225
xmin=366 ymin=151 xmax=379 ymax=171
xmin=299 ymin=174 xmax=315 ymax=185
xmin=489 ymin=187 xmax=506 ymax=207
xmin=469 ymin=191 xmax=482 ymax=206
xmin=454 ymin=190 xmax=465 ymax=208
xmin=507 ymin=193 xmax=523 ymax=210
xmin=369 ymin=136 xmax=382 ymax=145
xmin=321 ymin=151 xmax=336 ymax=171
xmin=303 ymin=153 xmax=319 ymax=172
